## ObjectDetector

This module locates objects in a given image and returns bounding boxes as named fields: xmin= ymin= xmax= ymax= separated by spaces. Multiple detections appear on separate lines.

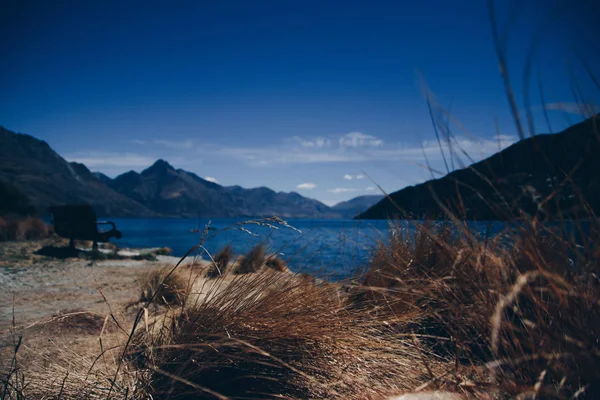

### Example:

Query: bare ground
xmin=0 ymin=238 xmax=204 ymax=386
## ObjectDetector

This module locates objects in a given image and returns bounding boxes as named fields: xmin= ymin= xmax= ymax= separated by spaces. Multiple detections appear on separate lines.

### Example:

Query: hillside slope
xmin=358 ymin=115 xmax=600 ymax=220
xmin=0 ymin=126 xmax=155 ymax=217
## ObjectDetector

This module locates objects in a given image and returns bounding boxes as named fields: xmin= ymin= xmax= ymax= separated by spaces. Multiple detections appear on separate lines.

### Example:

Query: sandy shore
xmin=0 ymin=238 xmax=209 ymax=379
xmin=0 ymin=238 xmax=197 ymax=328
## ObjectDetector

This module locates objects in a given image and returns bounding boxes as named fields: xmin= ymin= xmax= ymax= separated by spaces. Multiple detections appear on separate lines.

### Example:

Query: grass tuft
xmin=205 ymin=245 xmax=234 ymax=278
xmin=233 ymin=244 xmax=266 ymax=275
xmin=139 ymin=266 xmax=189 ymax=306
xmin=264 ymin=253 xmax=289 ymax=273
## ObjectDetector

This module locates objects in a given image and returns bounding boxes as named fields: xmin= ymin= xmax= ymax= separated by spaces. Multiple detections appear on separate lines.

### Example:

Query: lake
xmin=110 ymin=218 xmax=394 ymax=280
xmin=109 ymin=218 xmax=509 ymax=280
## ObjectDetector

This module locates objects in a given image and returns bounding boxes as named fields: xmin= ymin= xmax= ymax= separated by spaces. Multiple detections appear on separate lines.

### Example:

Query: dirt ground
xmin=0 ymin=238 xmax=204 ymax=381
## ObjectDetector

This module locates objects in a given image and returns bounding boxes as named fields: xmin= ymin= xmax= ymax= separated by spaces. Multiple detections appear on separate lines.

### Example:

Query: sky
xmin=1 ymin=0 xmax=599 ymax=205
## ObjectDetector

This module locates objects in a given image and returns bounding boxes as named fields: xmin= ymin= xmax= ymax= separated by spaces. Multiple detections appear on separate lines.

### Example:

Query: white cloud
xmin=328 ymin=187 xmax=360 ymax=194
xmin=544 ymin=102 xmax=600 ymax=116
xmin=65 ymin=152 xmax=156 ymax=169
xmin=128 ymin=138 xmax=194 ymax=149
xmin=339 ymin=132 xmax=384 ymax=148
xmin=154 ymin=139 xmax=194 ymax=149
xmin=294 ymin=136 xmax=332 ymax=148
xmin=219 ymin=132 xmax=518 ymax=168
xmin=204 ymin=177 xmax=218 ymax=183
xmin=366 ymin=186 xmax=376 ymax=191
xmin=297 ymin=182 xmax=317 ymax=190
xmin=343 ymin=173 xmax=365 ymax=180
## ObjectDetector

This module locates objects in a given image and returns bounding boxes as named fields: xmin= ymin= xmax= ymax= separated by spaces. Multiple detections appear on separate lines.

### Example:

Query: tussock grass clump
xmin=351 ymin=221 xmax=600 ymax=398
xmin=0 ymin=217 xmax=52 ymax=241
xmin=130 ymin=272 xmax=426 ymax=399
xmin=205 ymin=244 xmax=234 ymax=278
xmin=233 ymin=244 xmax=266 ymax=274
xmin=264 ymin=254 xmax=289 ymax=273
xmin=139 ymin=266 xmax=189 ymax=306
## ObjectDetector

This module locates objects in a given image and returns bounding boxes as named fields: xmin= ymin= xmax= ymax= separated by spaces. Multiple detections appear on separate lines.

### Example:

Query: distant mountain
xmin=0 ymin=125 xmax=392 ymax=219
xmin=109 ymin=160 xmax=340 ymax=218
xmin=331 ymin=195 xmax=384 ymax=218
xmin=358 ymin=115 xmax=600 ymax=220
xmin=0 ymin=126 xmax=155 ymax=217
xmin=92 ymin=171 xmax=113 ymax=186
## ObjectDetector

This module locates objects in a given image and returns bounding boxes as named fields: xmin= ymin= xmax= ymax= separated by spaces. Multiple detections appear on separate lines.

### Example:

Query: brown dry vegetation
xmin=205 ymin=245 xmax=234 ymax=278
xmin=233 ymin=244 xmax=266 ymax=275
xmin=264 ymin=254 xmax=289 ymax=273
xmin=0 ymin=217 xmax=52 ymax=242
xmin=2 ymin=217 xmax=600 ymax=399
xmin=138 ymin=266 xmax=190 ymax=306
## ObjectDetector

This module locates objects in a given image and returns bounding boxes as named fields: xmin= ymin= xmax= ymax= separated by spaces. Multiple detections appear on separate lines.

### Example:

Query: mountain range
xmin=0 ymin=126 xmax=381 ymax=218
xmin=358 ymin=115 xmax=600 ymax=220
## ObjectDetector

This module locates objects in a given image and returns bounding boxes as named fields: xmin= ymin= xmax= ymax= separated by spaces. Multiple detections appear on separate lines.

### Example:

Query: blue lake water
xmin=108 ymin=218 xmax=507 ymax=280
xmin=110 ymin=218 xmax=390 ymax=280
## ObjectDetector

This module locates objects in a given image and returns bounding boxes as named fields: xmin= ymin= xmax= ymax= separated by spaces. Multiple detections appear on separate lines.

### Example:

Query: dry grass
xmin=139 ymin=266 xmax=189 ymax=306
xmin=3 ymin=220 xmax=600 ymax=399
xmin=233 ymin=244 xmax=266 ymax=275
xmin=0 ymin=217 xmax=52 ymax=242
xmin=205 ymin=245 xmax=234 ymax=278
xmin=264 ymin=254 xmax=290 ymax=273
xmin=129 ymin=272 xmax=429 ymax=399
xmin=350 ymin=221 xmax=600 ymax=398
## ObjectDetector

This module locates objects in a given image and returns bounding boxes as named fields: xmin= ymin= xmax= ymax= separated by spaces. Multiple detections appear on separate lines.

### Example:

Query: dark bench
xmin=49 ymin=205 xmax=122 ymax=249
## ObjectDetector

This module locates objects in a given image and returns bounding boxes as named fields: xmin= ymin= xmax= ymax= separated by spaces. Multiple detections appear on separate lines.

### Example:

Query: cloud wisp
xmin=65 ymin=151 xmax=157 ymax=169
xmin=543 ymin=102 xmax=600 ymax=116
xmin=338 ymin=132 xmax=384 ymax=148
xmin=297 ymin=182 xmax=317 ymax=190
xmin=220 ymin=131 xmax=517 ymax=167
xmin=343 ymin=174 xmax=365 ymax=180
xmin=204 ymin=176 xmax=219 ymax=183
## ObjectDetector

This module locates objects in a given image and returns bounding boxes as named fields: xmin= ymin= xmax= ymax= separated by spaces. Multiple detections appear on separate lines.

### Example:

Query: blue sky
xmin=1 ymin=0 xmax=598 ymax=205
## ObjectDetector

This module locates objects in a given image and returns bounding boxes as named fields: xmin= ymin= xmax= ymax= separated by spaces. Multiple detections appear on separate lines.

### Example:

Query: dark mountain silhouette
xmin=109 ymin=160 xmax=340 ymax=218
xmin=331 ymin=195 xmax=384 ymax=216
xmin=0 ymin=179 xmax=37 ymax=217
xmin=92 ymin=171 xmax=113 ymax=186
xmin=0 ymin=125 xmax=398 ymax=219
xmin=0 ymin=126 xmax=155 ymax=217
xmin=358 ymin=115 xmax=600 ymax=220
